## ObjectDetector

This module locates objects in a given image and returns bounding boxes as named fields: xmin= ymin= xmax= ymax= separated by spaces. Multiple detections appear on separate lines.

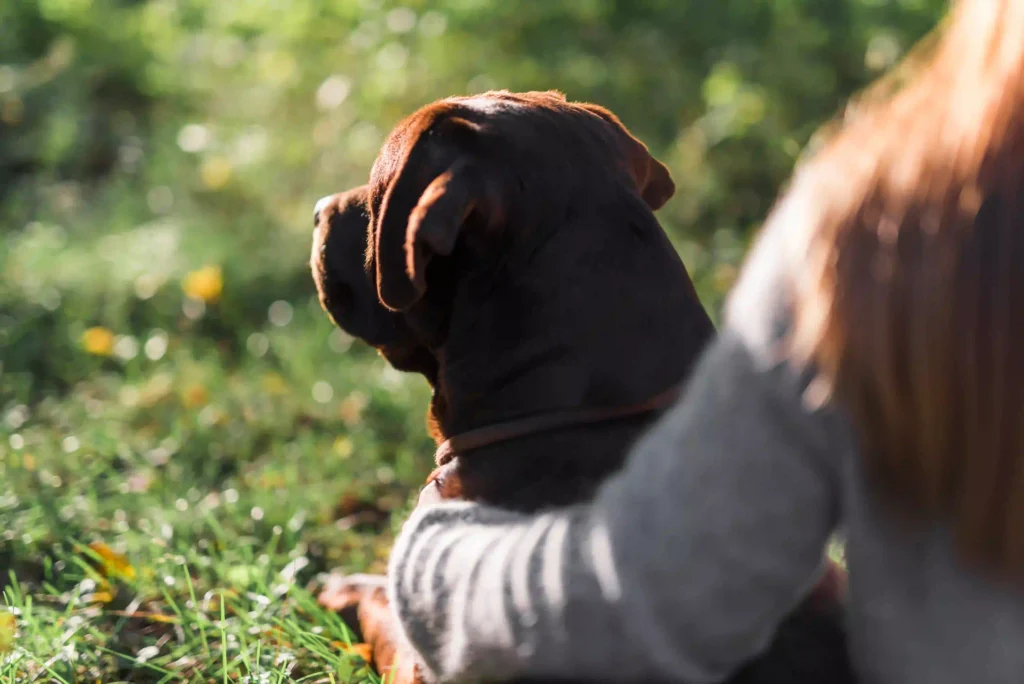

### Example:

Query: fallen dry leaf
xmin=0 ymin=611 xmax=15 ymax=653
xmin=183 ymin=265 xmax=224 ymax=302
xmin=82 ymin=327 xmax=115 ymax=356
xmin=335 ymin=641 xmax=373 ymax=663
xmin=88 ymin=542 xmax=137 ymax=581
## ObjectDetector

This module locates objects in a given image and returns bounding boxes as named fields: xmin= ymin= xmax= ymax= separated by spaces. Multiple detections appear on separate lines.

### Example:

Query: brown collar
xmin=433 ymin=383 xmax=684 ymax=466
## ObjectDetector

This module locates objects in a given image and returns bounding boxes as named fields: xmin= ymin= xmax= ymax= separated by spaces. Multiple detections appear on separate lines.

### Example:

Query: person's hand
xmin=415 ymin=478 xmax=444 ymax=509
xmin=318 ymin=572 xmax=388 ymax=612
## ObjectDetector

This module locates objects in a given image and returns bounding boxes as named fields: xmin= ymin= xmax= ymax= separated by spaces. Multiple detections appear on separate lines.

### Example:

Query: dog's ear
xmin=579 ymin=103 xmax=675 ymax=211
xmin=402 ymin=160 xmax=480 ymax=296
xmin=373 ymin=120 xmax=499 ymax=311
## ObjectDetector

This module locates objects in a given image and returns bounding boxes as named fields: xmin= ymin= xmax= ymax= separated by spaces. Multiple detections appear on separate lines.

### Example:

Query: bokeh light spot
xmin=268 ymin=300 xmax=293 ymax=327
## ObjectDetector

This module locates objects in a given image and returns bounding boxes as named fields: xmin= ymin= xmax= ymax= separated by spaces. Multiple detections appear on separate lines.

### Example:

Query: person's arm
xmin=388 ymin=202 xmax=845 ymax=683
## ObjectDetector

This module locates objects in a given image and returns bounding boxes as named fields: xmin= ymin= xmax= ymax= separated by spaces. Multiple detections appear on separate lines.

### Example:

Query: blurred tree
xmin=0 ymin=0 xmax=946 ymax=323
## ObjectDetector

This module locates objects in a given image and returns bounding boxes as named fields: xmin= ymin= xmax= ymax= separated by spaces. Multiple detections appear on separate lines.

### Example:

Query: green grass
xmin=0 ymin=306 xmax=429 ymax=682
xmin=0 ymin=175 xmax=439 ymax=681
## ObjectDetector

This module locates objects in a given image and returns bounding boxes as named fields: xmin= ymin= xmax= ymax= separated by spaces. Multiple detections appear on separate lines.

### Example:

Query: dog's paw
xmin=318 ymin=572 xmax=389 ymax=612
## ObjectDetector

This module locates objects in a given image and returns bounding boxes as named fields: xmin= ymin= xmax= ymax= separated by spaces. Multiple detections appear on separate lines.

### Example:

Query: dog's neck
xmin=423 ymin=206 xmax=716 ymax=442
xmin=433 ymin=380 xmax=684 ymax=466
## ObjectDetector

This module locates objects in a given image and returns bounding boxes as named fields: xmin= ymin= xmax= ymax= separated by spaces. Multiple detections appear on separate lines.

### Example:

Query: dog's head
xmin=363 ymin=89 xmax=675 ymax=312
xmin=312 ymin=91 xmax=686 ymax=431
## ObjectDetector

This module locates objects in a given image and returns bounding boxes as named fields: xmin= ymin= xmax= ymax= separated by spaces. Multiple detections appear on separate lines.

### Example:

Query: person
xmin=385 ymin=1 xmax=1024 ymax=681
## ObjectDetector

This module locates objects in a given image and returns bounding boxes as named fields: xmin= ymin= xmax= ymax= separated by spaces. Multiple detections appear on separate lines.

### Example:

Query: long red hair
xmin=789 ymin=0 xmax=1024 ymax=578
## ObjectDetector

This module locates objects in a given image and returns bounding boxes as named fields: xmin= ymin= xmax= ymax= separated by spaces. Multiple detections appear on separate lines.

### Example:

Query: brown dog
xmin=311 ymin=90 xmax=853 ymax=683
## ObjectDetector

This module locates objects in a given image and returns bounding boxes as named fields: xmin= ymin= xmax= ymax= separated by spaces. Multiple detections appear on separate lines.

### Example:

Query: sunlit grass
xmin=1 ymin=215 xmax=435 ymax=680
xmin=0 ymin=535 xmax=382 ymax=683
xmin=0 ymin=328 xmax=424 ymax=681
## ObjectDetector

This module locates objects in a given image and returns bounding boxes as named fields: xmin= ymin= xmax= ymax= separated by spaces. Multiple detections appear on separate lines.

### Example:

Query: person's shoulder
xmin=724 ymin=186 xmax=812 ymax=364
xmin=720 ymin=184 xmax=849 ymax=430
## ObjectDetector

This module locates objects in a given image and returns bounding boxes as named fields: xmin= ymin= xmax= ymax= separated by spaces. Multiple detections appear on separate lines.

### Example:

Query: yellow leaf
xmin=182 ymin=265 xmax=223 ymax=302
xmin=82 ymin=326 xmax=115 ymax=356
xmin=333 ymin=436 xmax=354 ymax=459
xmin=88 ymin=542 xmax=137 ymax=581
xmin=0 ymin=611 xmax=15 ymax=653
xmin=200 ymin=156 xmax=233 ymax=190
xmin=146 ymin=612 xmax=178 ymax=624
xmin=261 ymin=372 xmax=289 ymax=396
xmin=181 ymin=384 xmax=209 ymax=409
xmin=108 ymin=610 xmax=178 ymax=624
xmin=337 ymin=642 xmax=373 ymax=663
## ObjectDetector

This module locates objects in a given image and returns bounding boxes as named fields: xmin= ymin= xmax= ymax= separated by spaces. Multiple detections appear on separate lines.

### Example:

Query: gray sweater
xmin=387 ymin=193 xmax=1024 ymax=683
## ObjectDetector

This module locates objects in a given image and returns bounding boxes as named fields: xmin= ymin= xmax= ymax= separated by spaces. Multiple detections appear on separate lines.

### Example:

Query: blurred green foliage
xmin=0 ymin=1 xmax=944 ymax=679
xmin=2 ymin=0 xmax=945 ymax=310
xmin=0 ymin=0 xmax=946 ymax=403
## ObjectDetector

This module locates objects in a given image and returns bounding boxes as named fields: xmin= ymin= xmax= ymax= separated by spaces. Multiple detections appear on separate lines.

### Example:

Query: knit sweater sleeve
xmin=387 ymin=199 xmax=844 ymax=683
